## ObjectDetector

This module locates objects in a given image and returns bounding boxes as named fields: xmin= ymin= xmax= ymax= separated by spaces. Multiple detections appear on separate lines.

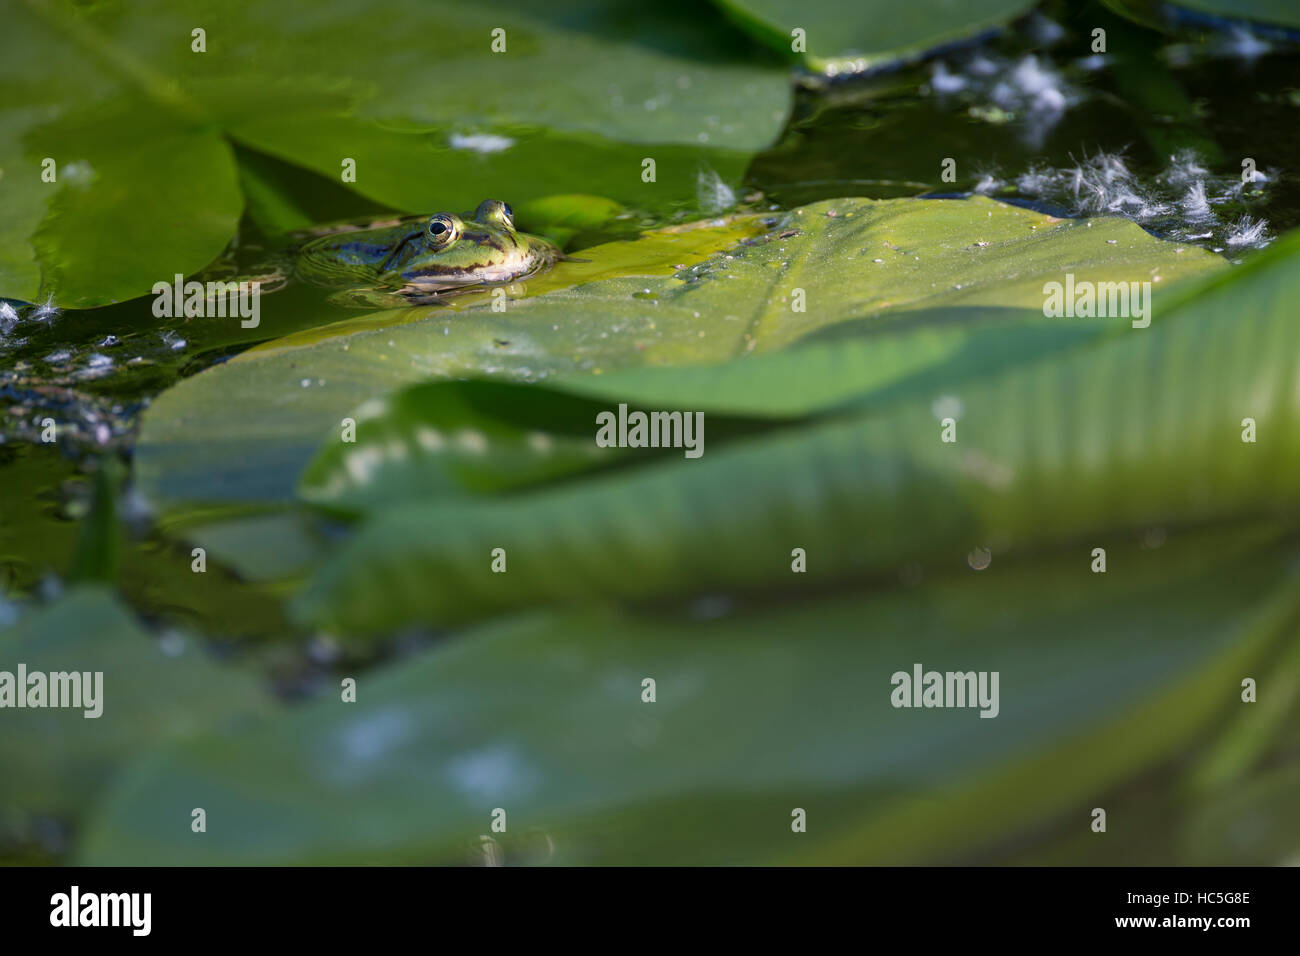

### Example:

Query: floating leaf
xmin=299 ymin=379 xmax=784 ymax=515
xmin=75 ymin=528 xmax=1300 ymax=864
xmin=299 ymin=382 xmax=624 ymax=513
xmin=0 ymin=0 xmax=243 ymax=306
xmin=1 ymin=0 xmax=791 ymax=306
xmin=1184 ymin=761 xmax=1300 ymax=864
xmin=513 ymin=194 xmax=626 ymax=247
xmin=136 ymin=197 xmax=1225 ymax=517
xmin=0 ymin=587 xmax=272 ymax=823
xmin=134 ymin=213 xmax=766 ymax=512
xmin=712 ymin=0 xmax=1036 ymax=73
xmin=292 ymin=226 xmax=1294 ymax=634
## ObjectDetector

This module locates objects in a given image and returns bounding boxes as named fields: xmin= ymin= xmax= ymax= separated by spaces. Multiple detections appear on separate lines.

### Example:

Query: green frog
xmin=259 ymin=200 xmax=561 ymax=307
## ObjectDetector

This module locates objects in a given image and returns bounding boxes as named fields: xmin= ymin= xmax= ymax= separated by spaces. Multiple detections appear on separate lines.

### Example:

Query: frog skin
xmin=293 ymin=199 xmax=560 ymax=305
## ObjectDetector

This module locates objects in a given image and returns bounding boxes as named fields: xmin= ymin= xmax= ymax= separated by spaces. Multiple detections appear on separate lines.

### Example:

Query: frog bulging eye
xmin=425 ymin=214 xmax=462 ymax=248
xmin=474 ymin=199 xmax=513 ymax=228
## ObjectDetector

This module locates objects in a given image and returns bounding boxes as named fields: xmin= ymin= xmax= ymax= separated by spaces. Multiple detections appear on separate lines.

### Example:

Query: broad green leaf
xmin=293 ymin=226 xmax=1295 ymax=634
xmin=546 ymin=311 xmax=1100 ymax=417
xmin=0 ymin=0 xmax=117 ymax=300
xmin=1185 ymin=626 xmax=1300 ymax=794
xmin=1184 ymin=761 xmax=1300 ymax=864
xmin=134 ymin=214 xmax=764 ymax=517
xmin=298 ymin=378 xmax=784 ymax=514
xmin=25 ymin=102 xmax=244 ymax=309
xmin=167 ymin=0 xmax=790 ymax=149
xmin=135 ymin=197 xmax=1225 ymax=517
xmin=226 ymin=115 xmax=760 ymax=227
xmin=0 ymin=4 xmax=242 ymax=306
xmin=234 ymin=147 xmax=323 ymax=238
xmin=296 ymin=201 xmax=1235 ymax=514
xmin=0 ymin=587 xmax=273 ymax=823
xmin=75 ymin=529 xmax=1300 ymax=864
xmin=298 ymin=381 xmax=625 ymax=513
xmin=168 ymin=511 xmax=328 ymax=586
xmin=1 ymin=0 xmax=791 ymax=306
xmin=712 ymin=0 xmax=1036 ymax=73
xmin=296 ymin=312 xmax=1090 ymax=514
xmin=513 ymin=194 xmax=626 ymax=247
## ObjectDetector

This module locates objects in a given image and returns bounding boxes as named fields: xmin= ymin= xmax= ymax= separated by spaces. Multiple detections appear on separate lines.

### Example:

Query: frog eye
xmin=474 ymin=199 xmax=513 ymax=227
xmin=425 ymin=214 xmax=461 ymax=248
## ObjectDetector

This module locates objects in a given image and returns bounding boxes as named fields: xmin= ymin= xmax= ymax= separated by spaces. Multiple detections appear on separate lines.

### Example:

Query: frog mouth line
xmin=400 ymin=257 xmax=553 ymax=291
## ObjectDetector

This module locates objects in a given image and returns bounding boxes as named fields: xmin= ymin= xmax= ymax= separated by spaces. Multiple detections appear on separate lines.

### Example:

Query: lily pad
xmin=1184 ymin=761 xmax=1300 ymax=864
xmin=291 ymin=225 xmax=1296 ymax=634
xmin=0 ymin=4 xmax=242 ymax=307
xmin=0 ymin=587 xmax=273 ymax=824
xmin=298 ymin=382 xmax=625 ymax=514
xmin=75 ymin=527 xmax=1300 ymax=864
xmin=298 ymin=378 xmax=787 ymax=515
xmin=135 ymin=197 xmax=1226 ymax=518
xmin=134 ymin=212 xmax=765 ymax=512
xmin=712 ymin=0 xmax=1037 ymax=73
xmin=1 ymin=0 xmax=791 ymax=307
xmin=513 ymin=194 xmax=626 ymax=247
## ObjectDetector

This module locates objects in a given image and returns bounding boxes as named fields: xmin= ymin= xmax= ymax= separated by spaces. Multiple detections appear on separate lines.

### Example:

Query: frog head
xmin=379 ymin=199 xmax=557 ymax=290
